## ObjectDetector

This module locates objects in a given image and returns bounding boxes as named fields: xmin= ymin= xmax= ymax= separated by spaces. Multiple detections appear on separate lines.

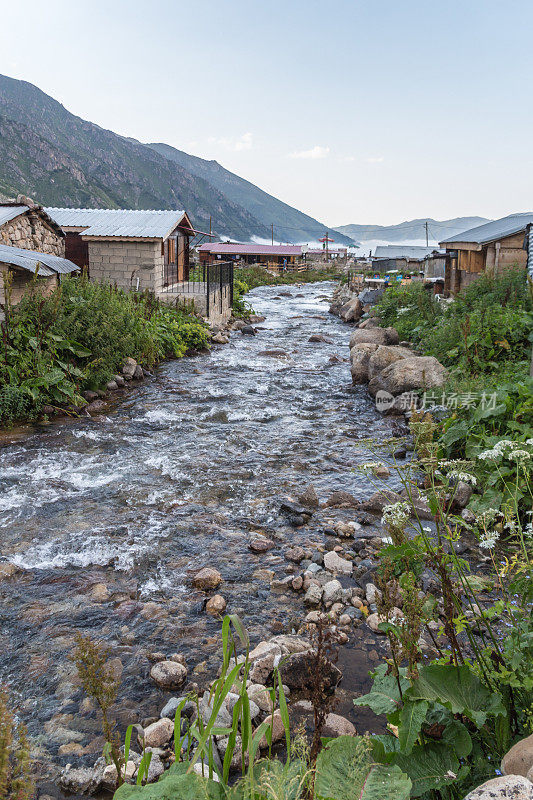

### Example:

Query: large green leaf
xmin=398 ymin=700 xmax=428 ymax=755
xmin=391 ymin=742 xmax=462 ymax=798
xmin=407 ymin=664 xmax=504 ymax=726
xmin=114 ymin=764 xmax=224 ymax=800
xmin=315 ymin=736 xmax=411 ymax=800
xmin=423 ymin=705 xmax=473 ymax=759
xmin=353 ymin=668 xmax=409 ymax=715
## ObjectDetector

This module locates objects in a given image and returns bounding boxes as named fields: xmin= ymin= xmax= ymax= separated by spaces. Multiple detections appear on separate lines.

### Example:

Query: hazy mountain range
xmin=0 ymin=74 xmax=352 ymax=244
xmin=334 ymin=217 xmax=490 ymax=245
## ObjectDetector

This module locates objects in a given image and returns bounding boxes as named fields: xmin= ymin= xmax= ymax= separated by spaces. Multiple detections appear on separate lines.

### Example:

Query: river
xmin=0 ymin=281 xmax=403 ymax=780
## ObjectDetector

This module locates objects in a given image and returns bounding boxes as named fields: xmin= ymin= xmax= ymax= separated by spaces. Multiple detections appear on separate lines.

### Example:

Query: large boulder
xmin=368 ymin=356 xmax=448 ymax=397
xmin=150 ymin=660 xmax=187 ymax=690
xmin=350 ymin=343 xmax=379 ymax=384
xmin=338 ymin=297 xmax=363 ymax=323
xmin=463 ymin=775 xmax=533 ymax=799
xmin=349 ymin=327 xmax=399 ymax=348
xmin=367 ymin=345 xmax=413 ymax=380
xmin=502 ymin=734 xmax=533 ymax=778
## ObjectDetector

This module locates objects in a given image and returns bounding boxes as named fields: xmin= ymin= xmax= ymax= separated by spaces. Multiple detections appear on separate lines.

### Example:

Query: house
xmin=46 ymin=208 xmax=196 ymax=293
xmin=440 ymin=213 xmax=533 ymax=295
xmin=371 ymin=245 xmax=437 ymax=272
xmin=0 ymin=200 xmax=78 ymax=307
xmin=306 ymin=247 xmax=348 ymax=261
xmin=198 ymin=242 xmax=305 ymax=268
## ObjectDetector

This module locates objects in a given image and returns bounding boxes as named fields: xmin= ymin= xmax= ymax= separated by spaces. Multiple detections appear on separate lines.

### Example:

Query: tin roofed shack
xmin=371 ymin=245 xmax=438 ymax=273
xmin=198 ymin=242 xmax=306 ymax=269
xmin=440 ymin=213 xmax=533 ymax=295
xmin=46 ymin=208 xmax=195 ymax=293
xmin=0 ymin=198 xmax=78 ymax=307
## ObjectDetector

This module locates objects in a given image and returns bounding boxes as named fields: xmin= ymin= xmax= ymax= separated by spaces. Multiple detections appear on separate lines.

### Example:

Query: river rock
xmin=349 ymin=327 xmax=399 ymax=348
xmin=133 ymin=365 xmax=144 ymax=380
xmin=114 ymin=375 xmax=125 ymax=387
xmin=0 ymin=563 xmax=21 ymax=580
xmin=59 ymin=764 xmax=105 ymax=794
xmin=463 ymin=775 xmax=533 ymax=799
xmin=143 ymin=718 xmax=174 ymax=748
xmin=258 ymin=710 xmax=285 ymax=749
xmin=150 ymin=660 xmax=187 ymax=690
xmin=122 ymin=357 xmax=137 ymax=380
xmin=216 ymin=735 xmax=250 ymax=770
xmin=367 ymin=345 xmax=413 ymax=380
xmin=297 ymin=484 xmax=320 ymax=509
xmin=106 ymin=380 xmax=118 ymax=391
xmin=146 ymin=754 xmax=165 ymax=783
xmin=322 ymin=579 xmax=343 ymax=604
xmin=367 ymin=608 xmax=403 ymax=633
xmin=247 ymin=684 xmax=273 ymax=713
xmin=365 ymin=583 xmax=382 ymax=604
xmin=199 ymin=691 xmax=232 ymax=728
xmin=249 ymin=650 xmax=279 ymax=684
xmin=285 ymin=546 xmax=306 ymax=563
xmin=206 ymin=594 xmax=227 ymax=615
xmin=322 ymin=713 xmax=356 ymax=737
xmin=451 ymin=481 xmax=473 ymax=509
xmin=249 ymin=536 xmax=275 ymax=553
xmin=368 ymin=356 xmax=448 ymax=397
xmin=241 ymin=325 xmax=256 ymax=336
xmin=323 ymin=552 xmax=352 ymax=576
xmin=350 ymin=343 xmax=380 ymax=383
xmin=102 ymin=761 xmax=136 ymax=790
xmin=304 ymin=584 xmax=323 ymax=605
xmin=89 ymin=583 xmax=110 ymax=602
xmin=212 ymin=332 xmax=229 ymax=344
xmin=338 ymin=297 xmax=363 ymax=323
xmin=323 ymin=491 xmax=360 ymax=508
xmin=193 ymin=567 xmax=222 ymax=590
xmin=502 ymin=734 xmax=533 ymax=778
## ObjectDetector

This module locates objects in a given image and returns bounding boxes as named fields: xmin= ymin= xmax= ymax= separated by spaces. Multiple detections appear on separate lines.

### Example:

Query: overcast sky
xmin=1 ymin=0 xmax=532 ymax=226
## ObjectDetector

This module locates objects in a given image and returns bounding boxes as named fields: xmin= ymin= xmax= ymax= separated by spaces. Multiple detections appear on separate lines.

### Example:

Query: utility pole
xmin=271 ymin=223 xmax=274 ymax=246
xmin=209 ymin=216 xmax=212 ymax=238
xmin=425 ymin=221 xmax=429 ymax=247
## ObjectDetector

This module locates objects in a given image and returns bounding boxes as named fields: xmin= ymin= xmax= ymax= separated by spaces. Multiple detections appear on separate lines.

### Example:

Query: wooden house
xmin=440 ymin=213 xmax=533 ymax=295
xmin=198 ymin=242 xmax=305 ymax=268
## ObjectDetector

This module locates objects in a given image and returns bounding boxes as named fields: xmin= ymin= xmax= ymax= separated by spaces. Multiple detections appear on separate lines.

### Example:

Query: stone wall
xmin=0 ymin=266 xmax=58 ymax=307
xmin=0 ymin=212 xmax=64 ymax=256
xmin=87 ymin=239 xmax=163 ymax=292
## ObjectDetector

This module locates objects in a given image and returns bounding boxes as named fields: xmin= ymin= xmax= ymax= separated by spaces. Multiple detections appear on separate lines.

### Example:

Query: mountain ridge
xmin=334 ymin=217 xmax=491 ymax=244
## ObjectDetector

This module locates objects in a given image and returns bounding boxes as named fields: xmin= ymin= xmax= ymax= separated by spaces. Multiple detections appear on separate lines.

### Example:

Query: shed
xmin=46 ymin=208 xmax=195 ymax=293
xmin=440 ymin=213 xmax=533 ymax=295
xmin=0 ymin=243 xmax=79 ymax=307
xmin=198 ymin=242 xmax=305 ymax=267
xmin=372 ymin=245 xmax=437 ymax=272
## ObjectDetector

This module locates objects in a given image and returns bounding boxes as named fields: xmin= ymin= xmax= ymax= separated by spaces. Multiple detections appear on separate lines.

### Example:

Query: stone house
xmin=46 ymin=208 xmax=195 ymax=294
xmin=440 ymin=213 xmax=533 ymax=295
xmin=0 ymin=199 xmax=78 ymax=306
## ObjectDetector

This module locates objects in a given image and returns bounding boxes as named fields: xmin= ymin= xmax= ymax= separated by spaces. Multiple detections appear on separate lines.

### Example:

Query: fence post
xmin=230 ymin=262 xmax=234 ymax=308
xmin=206 ymin=262 xmax=210 ymax=318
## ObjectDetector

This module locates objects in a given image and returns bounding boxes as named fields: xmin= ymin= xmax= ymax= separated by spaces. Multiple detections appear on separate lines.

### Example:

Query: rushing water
xmin=0 ymin=282 xmax=403 ymax=778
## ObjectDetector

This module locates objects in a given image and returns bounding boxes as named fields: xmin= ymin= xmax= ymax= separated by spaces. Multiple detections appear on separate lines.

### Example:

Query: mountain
xmin=0 ymin=74 xmax=352 ymax=244
xmin=147 ymin=142 xmax=352 ymax=244
xmin=334 ymin=217 xmax=491 ymax=244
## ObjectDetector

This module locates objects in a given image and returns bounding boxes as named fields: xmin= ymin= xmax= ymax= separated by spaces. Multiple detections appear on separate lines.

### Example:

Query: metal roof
xmin=440 ymin=213 xmax=533 ymax=245
xmin=46 ymin=208 xmax=187 ymax=239
xmin=0 ymin=205 xmax=29 ymax=227
xmin=373 ymin=245 xmax=440 ymax=259
xmin=199 ymin=242 xmax=302 ymax=256
xmin=0 ymin=244 xmax=79 ymax=276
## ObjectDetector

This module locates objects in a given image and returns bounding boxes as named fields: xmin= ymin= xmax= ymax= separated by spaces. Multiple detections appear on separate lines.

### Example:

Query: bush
xmin=0 ymin=274 xmax=209 ymax=424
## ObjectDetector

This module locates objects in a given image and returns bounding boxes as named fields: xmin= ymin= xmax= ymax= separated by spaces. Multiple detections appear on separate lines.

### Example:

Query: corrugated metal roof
xmin=46 ymin=208 xmax=186 ymax=239
xmin=0 ymin=244 xmax=79 ymax=275
xmin=199 ymin=243 xmax=302 ymax=256
xmin=440 ymin=213 xmax=533 ymax=245
xmin=0 ymin=205 xmax=29 ymax=227
xmin=373 ymin=245 xmax=440 ymax=259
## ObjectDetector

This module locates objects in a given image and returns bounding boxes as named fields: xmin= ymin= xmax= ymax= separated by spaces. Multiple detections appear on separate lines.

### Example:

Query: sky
xmin=1 ymin=0 xmax=532 ymax=227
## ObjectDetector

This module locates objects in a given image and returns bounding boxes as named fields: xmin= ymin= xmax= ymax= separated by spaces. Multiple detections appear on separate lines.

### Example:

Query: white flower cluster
xmin=479 ymin=530 xmax=500 ymax=550
xmin=381 ymin=501 xmax=410 ymax=530
xmin=478 ymin=438 xmax=533 ymax=465
xmin=447 ymin=470 xmax=478 ymax=486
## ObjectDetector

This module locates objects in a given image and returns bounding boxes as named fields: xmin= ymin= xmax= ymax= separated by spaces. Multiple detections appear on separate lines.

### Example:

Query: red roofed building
xmin=198 ymin=242 xmax=305 ymax=267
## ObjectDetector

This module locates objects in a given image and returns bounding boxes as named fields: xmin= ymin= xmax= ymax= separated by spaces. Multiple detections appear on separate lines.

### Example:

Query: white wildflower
xmin=381 ymin=501 xmax=410 ymax=530
xmin=477 ymin=449 xmax=499 ymax=461
xmin=524 ymin=522 xmax=533 ymax=539
xmin=507 ymin=449 xmax=531 ymax=464
xmin=525 ymin=438 xmax=533 ymax=446
xmin=479 ymin=508 xmax=501 ymax=526
xmin=492 ymin=439 xmax=516 ymax=454
xmin=448 ymin=470 xmax=477 ymax=486
xmin=479 ymin=531 xmax=499 ymax=550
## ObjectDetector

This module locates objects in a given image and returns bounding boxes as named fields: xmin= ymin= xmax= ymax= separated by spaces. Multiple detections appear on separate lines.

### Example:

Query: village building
xmin=306 ymin=247 xmax=348 ymax=262
xmin=371 ymin=245 xmax=438 ymax=273
xmin=46 ymin=208 xmax=195 ymax=293
xmin=0 ymin=200 xmax=78 ymax=307
xmin=198 ymin=242 xmax=305 ymax=269
xmin=439 ymin=213 xmax=533 ymax=295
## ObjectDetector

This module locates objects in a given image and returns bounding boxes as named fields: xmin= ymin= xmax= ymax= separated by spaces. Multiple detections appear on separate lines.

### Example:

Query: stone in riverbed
xmin=324 ymin=552 xmax=352 ymax=576
xmin=368 ymin=356 xmax=447 ymax=397
xmin=463 ymin=775 xmax=533 ymax=799
xmin=102 ymin=761 xmax=136 ymax=790
xmin=0 ymin=563 xmax=21 ymax=580
xmin=89 ymin=583 xmax=110 ymax=602
xmin=285 ymin=546 xmax=306 ymax=563
xmin=59 ymin=763 xmax=105 ymax=794
xmin=249 ymin=537 xmax=275 ymax=553
xmin=241 ymin=325 xmax=256 ymax=336
xmin=206 ymin=594 xmax=227 ymax=615
xmin=322 ymin=579 xmax=343 ymax=605
xmin=122 ymin=357 xmax=137 ymax=380
xmin=142 ymin=718 xmax=174 ymax=748
xmin=247 ymin=683 xmax=273 ymax=713
xmin=150 ymin=660 xmax=187 ymax=690
xmin=349 ymin=327 xmax=399 ymax=348
xmin=323 ymin=491 xmax=360 ymax=508
xmin=106 ymin=380 xmax=118 ymax=391
xmin=193 ymin=567 xmax=222 ymax=590
xmin=304 ymin=584 xmax=323 ymax=605
xmin=297 ymin=484 xmax=320 ymax=509
xmin=258 ymin=710 xmax=286 ymax=749
xmin=322 ymin=713 xmax=356 ymax=737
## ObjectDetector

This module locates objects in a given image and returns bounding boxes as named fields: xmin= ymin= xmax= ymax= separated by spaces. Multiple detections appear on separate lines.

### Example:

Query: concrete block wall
xmin=87 ymin=239 xmax=163 ymax=292
xmin=0 ymin=267 xmax=58 ymax=307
